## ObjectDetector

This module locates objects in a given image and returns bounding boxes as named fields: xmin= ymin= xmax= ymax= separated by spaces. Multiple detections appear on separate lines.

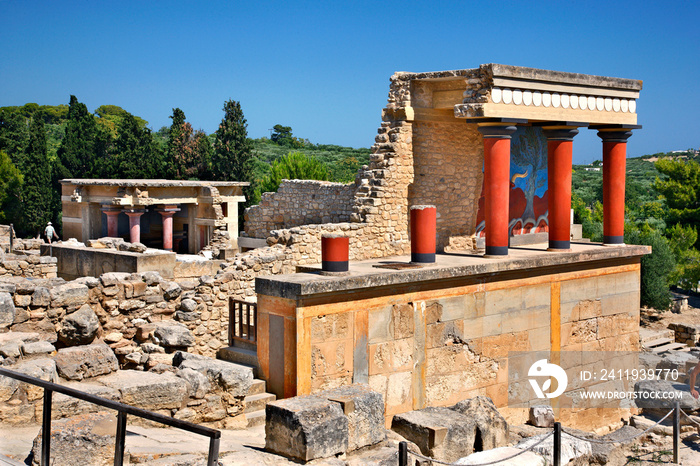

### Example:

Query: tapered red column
xmin=478 ymin=124 xmax=517 ymax=256
xmin=158 ymin=205 xmax=180 ymax=251
xmin=598 ymin=130 xmax=633 ymax=245
xmin=544 ymin=127 xmax=579 ymax=251
xmin=125 ymin=209 xmax=145 ymax=244
xmin=102 ymin=207 xmax=121 ymax=238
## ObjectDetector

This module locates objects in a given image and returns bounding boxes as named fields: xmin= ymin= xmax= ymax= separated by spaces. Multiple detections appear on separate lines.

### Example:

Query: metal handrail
xmin=0 ymin=366 xmax=221 ymax=466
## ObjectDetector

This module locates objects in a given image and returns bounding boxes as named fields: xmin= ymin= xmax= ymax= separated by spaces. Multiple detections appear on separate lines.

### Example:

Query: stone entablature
xmin=61 ymin=179 xmax=249 ymax=254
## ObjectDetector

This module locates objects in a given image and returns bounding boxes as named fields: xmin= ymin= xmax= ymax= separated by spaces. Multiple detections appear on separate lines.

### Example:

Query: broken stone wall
xmin=244 ymin=180 xmax=356 ymax=239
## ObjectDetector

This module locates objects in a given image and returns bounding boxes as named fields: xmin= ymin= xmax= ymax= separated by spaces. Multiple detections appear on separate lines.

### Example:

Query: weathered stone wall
xmin=245 ymin=180 xmax=356 ymax=239
xmin=409 ymin=121 xmax=483 ymax=250
xmin=0 ymin=254 xmax=57 ymax=279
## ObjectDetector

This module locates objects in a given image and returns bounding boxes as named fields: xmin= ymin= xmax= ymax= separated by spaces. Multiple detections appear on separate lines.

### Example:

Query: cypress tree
xmin=21 ymin=118 xmax=53 ymax=236
xmin=113 ymin=113 xmax=163 ymax=179
xmin=0 ymin=108 xmax=29 ymax=170
xmin=58 ymin=95 xmax=98 ymax=178
xmin=166 ymin=108 xmax=187 ymax=179
xmin=212 ymin=100 xmax=253 ymax=185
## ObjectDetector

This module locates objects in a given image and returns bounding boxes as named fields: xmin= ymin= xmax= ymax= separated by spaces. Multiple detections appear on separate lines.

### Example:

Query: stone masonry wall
xmin=245 ymin=180 xmax=356 ymax=239
xmin=409 ymin=121 xmax=483 ymax=250
xmin=302 ymin=265 xmax=641 ymax=429
xmin=0 ymin=254 xmax=57 ymax=279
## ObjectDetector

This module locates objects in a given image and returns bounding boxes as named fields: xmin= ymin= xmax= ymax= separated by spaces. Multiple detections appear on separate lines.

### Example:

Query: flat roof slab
xmin=256 ymin=242 xmax=650 ymax=299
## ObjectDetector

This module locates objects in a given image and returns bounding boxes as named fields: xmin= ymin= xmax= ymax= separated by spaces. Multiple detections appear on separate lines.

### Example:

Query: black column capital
xmin=543 ymin=127 xmax=580 ymax=141
xmin=478 ymin=125 xmax=517 ymax=139
xmin=597 ymin=130 xmax=634 ymax=143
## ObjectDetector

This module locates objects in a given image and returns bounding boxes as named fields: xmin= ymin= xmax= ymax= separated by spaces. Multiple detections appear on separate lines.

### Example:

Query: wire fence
xmin=398 ymin=403 xmax=684 ymax=466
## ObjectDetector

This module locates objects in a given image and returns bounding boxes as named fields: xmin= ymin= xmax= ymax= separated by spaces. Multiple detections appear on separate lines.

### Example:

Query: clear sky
xmin=1 ymin=0 xmax=698 ymax=164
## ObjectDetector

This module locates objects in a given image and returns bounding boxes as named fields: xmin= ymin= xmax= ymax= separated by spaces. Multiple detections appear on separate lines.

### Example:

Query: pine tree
xmin=212 ymin=100 xmax=253 ymax=185
xmin=21 ymin=118 xmax=53 ymax=236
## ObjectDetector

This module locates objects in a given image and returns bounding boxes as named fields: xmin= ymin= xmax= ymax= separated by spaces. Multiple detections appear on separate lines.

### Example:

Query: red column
xmin=321 ymin=234 xmax=349 ymax=272
xmin=102 ymin=207 xmax=121 ymax=238
xmin=598 ymin=130 xmax=633 ymax=245
xmin=544 ymin=127 xmax=579 ymax=251
xmin=125 ymin=209 xmax=145 ymax=244
xmin=410 ymin=205 xmax=437 ymax=263
xmin=478 ymin=124 xmax=517 ymax=256
xmin=158 ymin=205 xmax=180 ymax=251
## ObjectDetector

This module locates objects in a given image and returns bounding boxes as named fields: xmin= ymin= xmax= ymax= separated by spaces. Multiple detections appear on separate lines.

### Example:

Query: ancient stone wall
xmin=409 ymin=121 xmax=483 ymax=250
xmin=245 ymin=180 xmax=356 ymax=239
xmin=0 ymin=254 xmax=57 ymax=279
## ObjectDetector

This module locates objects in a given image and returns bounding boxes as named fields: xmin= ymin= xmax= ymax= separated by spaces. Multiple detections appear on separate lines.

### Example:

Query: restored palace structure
xmin=60 ymin=179 xmax=248 ymax=253
xmin=244 ymin=64 xmax=646 ymax=428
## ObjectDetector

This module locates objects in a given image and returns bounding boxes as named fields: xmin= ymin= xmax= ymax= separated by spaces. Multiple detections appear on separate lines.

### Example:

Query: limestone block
xmin=516 ymin=432 xmax=591 ymax=465
xmin=152 ymin=321 xmax=195 ymax=348
xmin=391 ymin=407 xmax=476 ymax=463
xmin=10 ymin=318 xmax=57 ymax=343
xmin=0 ymin=341 xmax=22 ymax=358
xmin=54 ymin=343 xmax=119 ymax=380
xmin=31 ymin=412 xmax=117 ymax=466
xmin=265 ymin=395 xmax=348 ymax=461
xmin=22 ymin=340 xmax=56 ymax=356
xmin=528 ymin=405 xmax=555 ymax=428
xmin=53 ymin=383 xmax=121 ymax=418
xmin=173 ymin=351 xmax=253 ymax=396
xmin=50 ymin=282 xmax=89 ymax=308
xmin=180 ymin=298 xmax=197 ymax=312
xmin=100 ymin=272 xmax=131 ymax=287
xmin=451 ymin=396 xmax=508 ymax=449
xmin=657 ymin=351 xmax=699 ymax=374
xmin=31 ymin=286 xmax=51 ymax=307
xmin=58 ymin=303 xmax=100 ymax=345
xmin=176 ymin=367 xmax=211 ymax=399
xmin=0 ymin=291 xmax=15 ymax=328
xmin=13 ymin=358 xmax=58 ymax=401
xmin=98 ymin=370 xmax=188 ymax=410
xmin=456 ymin=447 xmax=546 ymax=465
xmin=162 ymin=281 xmax=182 ymax=300
xmin=319 ymin=384 xmax=385 ymax=451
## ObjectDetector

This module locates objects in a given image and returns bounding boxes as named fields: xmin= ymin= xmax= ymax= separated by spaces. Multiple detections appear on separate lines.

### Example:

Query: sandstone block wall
xmin=263 ymin=261 xmax=641 ymax=430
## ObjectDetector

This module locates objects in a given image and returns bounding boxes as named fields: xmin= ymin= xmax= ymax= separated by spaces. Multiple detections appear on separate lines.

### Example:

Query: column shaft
xmin=599 ymin=131 xmax=633 ymax=245
xmin=158 ymin=205 xmax=180 ymax=251
xmin=125 ymin=210 xmax=145 ymax=244
xmin=544 ymin=128 xmax=579 ymax=250
xmin=479 ymin=125 xmax=517 ymax=256
xmin=102 ymin=207 xmax=121 ymax=238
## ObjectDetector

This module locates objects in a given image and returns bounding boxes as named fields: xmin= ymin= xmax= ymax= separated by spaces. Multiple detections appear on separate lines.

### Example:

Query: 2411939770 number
xmin=598 ymin=368 xmax=679 ymax=381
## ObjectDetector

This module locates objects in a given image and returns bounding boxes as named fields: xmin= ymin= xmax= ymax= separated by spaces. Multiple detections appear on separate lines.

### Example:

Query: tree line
xmin=0 ymin=97 xmax=254 ymax=237
xmin=572 ymin=152 xmax=700 ymax=307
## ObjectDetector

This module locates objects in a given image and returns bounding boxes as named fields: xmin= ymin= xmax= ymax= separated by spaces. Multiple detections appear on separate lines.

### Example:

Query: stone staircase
xmin=640 ymin=328 xmax=690 ymax=354
xmin=217 ymin=341 xmax=276 ymax=428
xmin=244 ymin=379 xmax=275 ymax=427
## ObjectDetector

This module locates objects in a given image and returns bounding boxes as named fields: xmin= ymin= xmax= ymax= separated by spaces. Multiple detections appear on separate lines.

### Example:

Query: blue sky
xmin=1 ymin=1 xmax=698 ymax=163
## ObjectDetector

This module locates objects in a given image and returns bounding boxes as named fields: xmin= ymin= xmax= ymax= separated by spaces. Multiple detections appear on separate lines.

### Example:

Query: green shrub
xmin=626 ymin=227 xmax=675 ymax=309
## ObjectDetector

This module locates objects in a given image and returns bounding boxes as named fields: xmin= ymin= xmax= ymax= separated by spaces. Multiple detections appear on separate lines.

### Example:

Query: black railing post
xmin=553 ymin=422 xmax=561 ymax=466
xmin=673 ymin=401 xmax=680 ymax=464
xmin=41 ymin=389 xmax=53 ymax=466
xmin=399 ymin=441 xmax=408 ymax=466
xmin=114 ymin=411 xmax=127 ymax=466
xmin=207 ymin=436 xmax=220 ymax=466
